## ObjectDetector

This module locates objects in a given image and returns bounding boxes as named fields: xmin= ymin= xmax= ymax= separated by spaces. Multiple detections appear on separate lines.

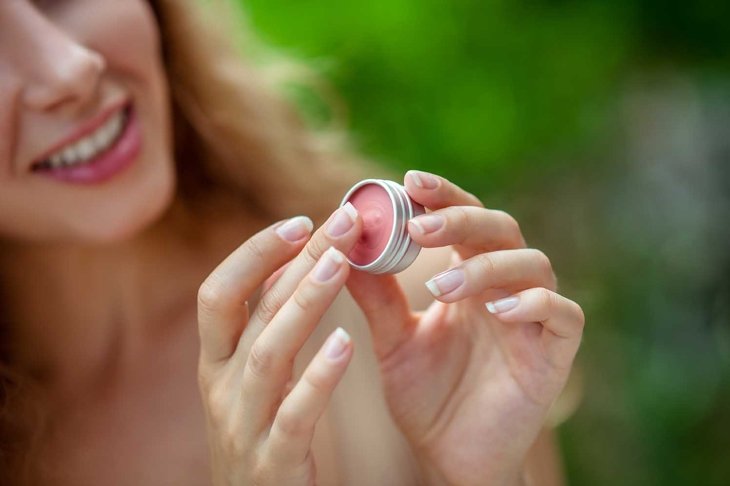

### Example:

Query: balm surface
xmin=345 ymin=184 xmax=394 ymax=266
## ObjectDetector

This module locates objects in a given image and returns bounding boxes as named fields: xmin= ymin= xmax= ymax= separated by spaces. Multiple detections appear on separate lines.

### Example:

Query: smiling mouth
xmin=31 ymin=104 xmax=131 ymax=172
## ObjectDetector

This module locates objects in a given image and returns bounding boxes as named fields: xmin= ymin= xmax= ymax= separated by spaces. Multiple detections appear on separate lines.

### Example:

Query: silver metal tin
xmin=340 ymin=179 xmax=425 ymax=274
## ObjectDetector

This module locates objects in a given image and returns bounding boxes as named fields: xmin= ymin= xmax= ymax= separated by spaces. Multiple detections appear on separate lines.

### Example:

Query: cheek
xmin=91 ymin=2 xmax=161 ymax=78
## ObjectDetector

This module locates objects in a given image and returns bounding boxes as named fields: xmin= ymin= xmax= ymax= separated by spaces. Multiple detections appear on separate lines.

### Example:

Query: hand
xmin=347 ymin=171 xmax=585 ymax=486
xmin=197 ymin=204 xmax=362 ymax=485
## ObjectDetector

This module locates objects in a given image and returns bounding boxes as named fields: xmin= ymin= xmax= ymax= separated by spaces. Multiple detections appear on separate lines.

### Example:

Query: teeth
xmin=41 ymin=109 xmax=127 ymax=169
xmin=60 ymin=146 xmax=78 ymax=165
xmin=77 ymin=140 xmax=95 ymax=160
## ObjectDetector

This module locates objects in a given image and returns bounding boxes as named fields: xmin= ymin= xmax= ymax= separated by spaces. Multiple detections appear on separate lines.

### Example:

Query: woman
xmin=0 ymin=0 xmax=584 ymax=484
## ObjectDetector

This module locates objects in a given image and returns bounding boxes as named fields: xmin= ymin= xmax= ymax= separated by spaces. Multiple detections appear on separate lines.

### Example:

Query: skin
xmin=199 ymin=174 xmax=584 ymax=485
xmin=0 ymin=1 xmax=584 ymax=484
xmin=0 ymin=0 xmax=174 ymax=243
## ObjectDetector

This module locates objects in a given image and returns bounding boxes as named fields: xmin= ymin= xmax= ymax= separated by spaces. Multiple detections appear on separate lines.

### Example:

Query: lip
xmin=29 ymin=98 xmax=130 ymax=170
xmin=32 ymin=103 xmax=141 ymax=185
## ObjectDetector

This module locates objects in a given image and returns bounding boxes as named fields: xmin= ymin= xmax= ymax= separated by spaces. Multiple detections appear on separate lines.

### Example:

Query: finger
xmin=403 ymin=170 xmax=483 ymax=210
xmin=240 ymin=247 xmax=350 ymax=431
xmin=424 ymin=248 xmax=557 ymax=303
xmin=197 ymin=216 xmax=313 ymax=365
xmin=486 ymin=288 xmax=585 ymax=369
xmin=265 ymin=327 xmax=353 ymax=467
xmin=262 ymin=261 xmax=293 ymax=294
xmin=245 ymin=202 xmax=362 ymax=341
xmin=408 ymin=206 xmax=526 ymax=253
xmin=346 ymin=270 xmax=414 ymax=360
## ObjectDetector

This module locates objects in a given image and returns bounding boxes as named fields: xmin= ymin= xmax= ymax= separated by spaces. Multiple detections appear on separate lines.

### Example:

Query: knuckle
xmin=449 ymin=206 xmax=472 ymax=238
xmin=246 ymin=342 xmax=276 ymax=380
xmin=276 ymin=406 xmax=312 ymax=438
xmin=256 ymin=292 xmax=282 ymax=324
xmin=528 ymin=248 xmax=553 ymax=276
xmin=197 ymin=277 xmax=225 ymax=315
xmin=292 ymin=284 xmax=317 ymax=315
xmin=221 ymin=427 xmax=248 ymax=458
xmin=495 ymin=210 xmax=523 ymax=245
xmin=303 ymin=367 xmax=334 ymax=395
xmin=537 ymin=287 xmax=557 ymax=313
xmin=243 ymin=236 xmax=269 ymax=266
xmin=303 ymin=236 xmax=328 ymax=266
xmin=476 ymin=252 xmax=498 ymax=277
xmin=205 ymin=382 xmax=230 ymax=426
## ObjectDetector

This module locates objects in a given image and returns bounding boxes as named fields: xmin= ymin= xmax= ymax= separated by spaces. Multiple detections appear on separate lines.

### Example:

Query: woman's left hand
xmin=346 ymin=171 xmax=584 ymax=486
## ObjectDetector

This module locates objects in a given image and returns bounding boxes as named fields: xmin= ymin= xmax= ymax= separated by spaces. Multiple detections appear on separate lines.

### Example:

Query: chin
xmin=74 ymin=163 xmax=178 ymax=245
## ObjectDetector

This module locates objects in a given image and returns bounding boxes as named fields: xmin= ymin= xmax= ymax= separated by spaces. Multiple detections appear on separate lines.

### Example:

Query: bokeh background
xmin=235 ymin=0 xmax=730 ymax=484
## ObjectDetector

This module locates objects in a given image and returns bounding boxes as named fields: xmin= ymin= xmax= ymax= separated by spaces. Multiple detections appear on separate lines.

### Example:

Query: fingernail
xmin=276 ymin=216 xmax=314 ymax=242
xmin=486 ymin=296 xmax=520 ymax=314
xmin=324 ymin=327 xmax=351 ymax=360
xmin=407 ymin=170 xmax=439 ymax=190
xmin=327 ymin=202 xmax=358 ymax=238
xmin=425 ymin=268 xmax=465 ymax=297
xmin=409 ymin=214 xmax=445 ymax=235
xmin=313 ymin=247 xmax=345 ymax=282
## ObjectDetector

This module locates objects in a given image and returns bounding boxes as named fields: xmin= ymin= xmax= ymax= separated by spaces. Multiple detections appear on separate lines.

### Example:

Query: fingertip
xmin=323 ymin=327 xmax=353 ymax=362
xmin=408 ymin=218 xmax=426 ymax=236
xmin=484 ymin=305 xmax=520 ymax=322
xmin=405 ymin=170 xmax=441 ymax=191
xmin=485 ymin=295 xmax=520 ymax=315
xmin=341 ymin=202 xmax=359 ymax=222
xmin=275 ymin=215 xmax=314 ymax=243
xmin=404 ymin=170 xmax=420 ymax=190
xmin=407 ymin=214 xmax=445 ymax=245
xmin=406 ymin=220 xmax=433 ymax=247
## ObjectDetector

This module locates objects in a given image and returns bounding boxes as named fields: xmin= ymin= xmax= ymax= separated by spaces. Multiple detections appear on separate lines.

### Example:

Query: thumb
xmin=346 ymin=270 xmax=415 ymax=360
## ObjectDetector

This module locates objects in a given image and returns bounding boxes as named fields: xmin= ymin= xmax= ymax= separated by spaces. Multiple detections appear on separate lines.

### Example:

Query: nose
xmin=24 ymin=47 xmax=106 ymax=112
xmin=22 ymin=38 xmax=106 ymax=113
xmin=2 ymin=2 xmax=108 ymax=114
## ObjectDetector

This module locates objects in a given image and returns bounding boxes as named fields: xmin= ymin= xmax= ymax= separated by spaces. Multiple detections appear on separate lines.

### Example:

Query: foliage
xmin=238 ymin=0 xmax=730 ymax=484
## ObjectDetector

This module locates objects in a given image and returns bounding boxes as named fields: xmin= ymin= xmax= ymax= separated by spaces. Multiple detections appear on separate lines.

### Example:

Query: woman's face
xmin=0 ymin=0 xmax=175 ymax=244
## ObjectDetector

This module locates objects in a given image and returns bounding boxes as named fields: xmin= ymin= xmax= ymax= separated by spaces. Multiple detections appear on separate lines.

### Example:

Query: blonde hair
xmin=0 ymin=0 xmax=379 ymax=482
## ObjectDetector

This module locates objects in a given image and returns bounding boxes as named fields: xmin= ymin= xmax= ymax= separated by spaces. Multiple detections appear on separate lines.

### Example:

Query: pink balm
xmin=340 ymin=179 xmax=425 ymax=274
xmin=347 ymin=184 xmax=393 ymax=266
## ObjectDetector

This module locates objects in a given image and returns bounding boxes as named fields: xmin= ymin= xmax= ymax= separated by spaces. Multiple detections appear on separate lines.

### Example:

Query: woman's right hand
xmin=196 ymin=204 xmax=361 ymax=485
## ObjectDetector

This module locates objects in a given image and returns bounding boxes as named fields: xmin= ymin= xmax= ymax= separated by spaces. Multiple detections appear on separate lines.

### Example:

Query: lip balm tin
xmin=339 ymin=178 xmax=425 ymax=274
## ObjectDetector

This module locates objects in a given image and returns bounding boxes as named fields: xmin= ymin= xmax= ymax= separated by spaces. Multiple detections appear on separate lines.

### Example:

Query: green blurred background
xmin=237 ymin=0 xmax=730 ymax=484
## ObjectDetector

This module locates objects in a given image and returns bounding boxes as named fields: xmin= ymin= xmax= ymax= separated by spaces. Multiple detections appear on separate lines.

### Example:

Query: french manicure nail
xmin=313 ymin=247 xmax=345 ymax=282
xmin=409 ymin=214 xmax=445 ymax=235
xmin=425 ymin=268 xmax=465 ymax=297
xmin=407 ymin=170 xmax=440 ymax=190
xmin=324 ymin=327 xmax=351 ymax=360
xmin=276 ymin=216 xmax=314 ymax=242
xmin=486 ymin=296 xmax=519 ymax=314
xmin=326 ymin=202 xmax=358 ymax=238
